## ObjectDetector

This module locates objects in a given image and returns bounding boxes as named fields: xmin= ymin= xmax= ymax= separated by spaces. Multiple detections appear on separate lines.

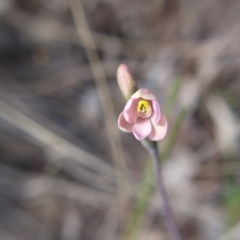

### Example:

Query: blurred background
xmin=0 ymin=0 xmax=240 ymax=239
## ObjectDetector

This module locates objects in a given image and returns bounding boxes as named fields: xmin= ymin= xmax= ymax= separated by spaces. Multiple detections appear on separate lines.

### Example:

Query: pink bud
xmin=117 ymin=64 xmax=137 ymax=100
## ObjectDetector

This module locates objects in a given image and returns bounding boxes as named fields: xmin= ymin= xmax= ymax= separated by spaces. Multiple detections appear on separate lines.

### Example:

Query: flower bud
xmin=117 ymin=64 xmax=138 ymax=100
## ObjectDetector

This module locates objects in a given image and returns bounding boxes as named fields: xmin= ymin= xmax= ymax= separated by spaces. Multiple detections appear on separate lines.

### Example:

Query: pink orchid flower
xmin=118 ymin=88 xmax=168 ymax=141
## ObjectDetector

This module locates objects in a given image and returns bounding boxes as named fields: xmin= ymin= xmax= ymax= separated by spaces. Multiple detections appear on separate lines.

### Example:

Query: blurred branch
xmin=161 ymin=108 xmax=187 ymax=160
xmin=205 ymin=94 xmax=238 ymax=158
xmin=164 ymin=78 xmax=181 ymax=119
xmin=4 ymin=9 xmax=193 ymax=58
xmin=15 ymin=60 xmax=141 ymax=96
xmin=0 ymin=97 xmax=117 ymax=192
xmin=68 ymin=0 xmax=130 ymax=222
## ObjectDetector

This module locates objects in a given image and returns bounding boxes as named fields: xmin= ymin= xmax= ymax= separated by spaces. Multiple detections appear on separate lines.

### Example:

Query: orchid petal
xmin=132 ymin=118 xmax=152 ymax=140
xmin=118 ymin=112 xmax=134 ymax=132
xmin=149 ymin=114 xmax=168 ymax=141
xmin=131 ymin=88 xmax=157 ymax=100
xmin=150 ymin=99 xmax=161 ymax=125
xmin=123 ymin=98 xmax=138 ymax=123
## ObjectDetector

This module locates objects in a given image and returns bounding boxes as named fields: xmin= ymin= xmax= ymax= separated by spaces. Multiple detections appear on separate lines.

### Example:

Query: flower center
xmin=137 ymin=100 xmax=152 ymax=118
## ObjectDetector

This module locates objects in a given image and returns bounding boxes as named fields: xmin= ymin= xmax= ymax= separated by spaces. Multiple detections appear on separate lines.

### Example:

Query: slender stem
xmin=147 ymin=141 xmax=183 ymax=240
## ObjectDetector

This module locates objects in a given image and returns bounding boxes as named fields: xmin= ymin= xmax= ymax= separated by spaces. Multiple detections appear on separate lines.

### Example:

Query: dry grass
xmin=0 ymin=0 xmax=240 ymax=239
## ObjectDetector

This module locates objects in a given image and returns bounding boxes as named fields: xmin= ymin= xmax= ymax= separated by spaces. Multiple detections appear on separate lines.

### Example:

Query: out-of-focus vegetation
xmin=0 ymin=0 xmax=240 ymax=240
